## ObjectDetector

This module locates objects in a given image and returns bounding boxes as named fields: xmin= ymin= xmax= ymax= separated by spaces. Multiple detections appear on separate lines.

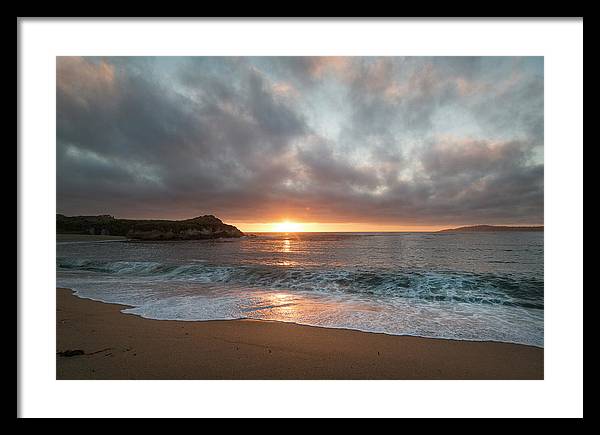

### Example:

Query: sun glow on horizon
xmin=271 ymin=220 xmax=304 ymax=233
xmin=230 ymin=221 xmax=453 ymax=233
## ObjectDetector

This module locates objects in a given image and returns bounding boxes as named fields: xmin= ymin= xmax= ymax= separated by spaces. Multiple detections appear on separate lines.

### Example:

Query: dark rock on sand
xmin=58 ymin=349 xmax=85 ymax=357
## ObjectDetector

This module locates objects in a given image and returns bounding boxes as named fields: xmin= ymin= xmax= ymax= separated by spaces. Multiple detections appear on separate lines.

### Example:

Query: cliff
xmin=56 ymin=214 xmax=244 ymax=240
xmin=437 ymin=225 xmax=544 ymax=233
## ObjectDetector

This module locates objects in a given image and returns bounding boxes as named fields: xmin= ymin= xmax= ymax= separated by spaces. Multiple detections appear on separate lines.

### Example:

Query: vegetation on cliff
xmin=56 ymin=214 xmax=244 ymax=240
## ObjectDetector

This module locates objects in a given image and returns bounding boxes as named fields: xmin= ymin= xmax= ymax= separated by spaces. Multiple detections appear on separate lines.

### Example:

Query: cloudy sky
xmin=57 ymin=56 xmax=543 ymax=231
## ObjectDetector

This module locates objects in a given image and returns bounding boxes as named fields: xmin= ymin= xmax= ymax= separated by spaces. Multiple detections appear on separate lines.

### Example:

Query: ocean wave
xmin=57 ymin=258 xmax=543 ymax=309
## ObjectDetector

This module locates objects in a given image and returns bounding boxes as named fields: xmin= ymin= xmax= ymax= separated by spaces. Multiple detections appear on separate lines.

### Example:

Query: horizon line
xmin=55 ymin=213 xmax=543 ymax=233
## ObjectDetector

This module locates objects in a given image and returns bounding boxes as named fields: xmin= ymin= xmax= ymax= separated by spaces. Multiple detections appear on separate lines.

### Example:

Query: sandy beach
xmin=56 ymin=288 xmax=543 ymax=380
xmin=56 ymin=234 xmax=127 ymax=242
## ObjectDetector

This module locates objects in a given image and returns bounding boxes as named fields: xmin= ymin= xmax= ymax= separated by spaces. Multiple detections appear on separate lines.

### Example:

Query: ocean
xmin=56 ymin=232 xmax=544 ymax=347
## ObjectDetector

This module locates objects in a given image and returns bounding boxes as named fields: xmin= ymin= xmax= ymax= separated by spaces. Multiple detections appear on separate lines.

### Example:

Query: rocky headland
xmin=56 ymin=214 xmax=244 ymax=240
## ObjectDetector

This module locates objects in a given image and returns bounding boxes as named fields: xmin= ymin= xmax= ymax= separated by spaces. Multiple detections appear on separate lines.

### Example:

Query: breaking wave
xmin=57 ymin=258 xmax=543 ymax=310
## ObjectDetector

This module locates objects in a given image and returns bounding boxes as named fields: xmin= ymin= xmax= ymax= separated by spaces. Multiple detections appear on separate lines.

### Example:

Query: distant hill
xmin=437 ymin=225 xmax=544 ymax=233
xmin=56 ymin=214 xmax=244 ymax=240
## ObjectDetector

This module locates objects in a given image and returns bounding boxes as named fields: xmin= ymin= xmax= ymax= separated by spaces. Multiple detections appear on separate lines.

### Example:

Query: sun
xmin=272 ymin=220 xmax=303 ymax=232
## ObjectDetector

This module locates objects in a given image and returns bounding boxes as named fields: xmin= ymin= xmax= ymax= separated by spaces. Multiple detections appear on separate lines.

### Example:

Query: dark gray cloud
xmin=57 ymin=56 xmax=543 ymax=226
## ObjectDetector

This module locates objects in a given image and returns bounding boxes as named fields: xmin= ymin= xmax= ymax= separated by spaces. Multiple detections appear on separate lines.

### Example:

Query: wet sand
xmin=56 ymin=288 xmax=543 ymax=380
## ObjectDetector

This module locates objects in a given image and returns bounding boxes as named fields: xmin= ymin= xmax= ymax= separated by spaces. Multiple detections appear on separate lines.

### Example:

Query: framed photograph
xmin=18 ymin=18 xmax=583 ymax=418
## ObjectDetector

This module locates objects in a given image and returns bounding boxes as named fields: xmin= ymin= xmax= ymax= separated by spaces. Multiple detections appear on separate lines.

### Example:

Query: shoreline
xmin=70 ymin=289 xmax=543 ymax=349
xmin=56 ymin=288 xmax=544 ymax=380
xmin=57 ymin=288 xmax=543 ymax=379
